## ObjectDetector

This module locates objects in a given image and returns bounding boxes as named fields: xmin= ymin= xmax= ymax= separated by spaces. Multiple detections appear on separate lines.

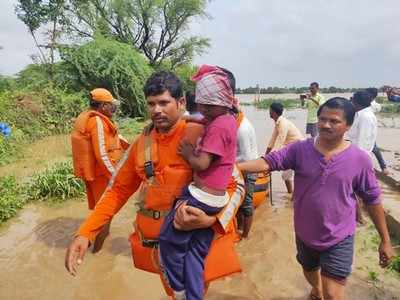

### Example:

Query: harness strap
xmin=144 ymin=133 xmax=156 ymax=184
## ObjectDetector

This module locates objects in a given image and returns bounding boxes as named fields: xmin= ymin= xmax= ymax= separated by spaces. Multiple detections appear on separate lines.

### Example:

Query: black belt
xmin=142 ymin=238 xmax=159 ymax=248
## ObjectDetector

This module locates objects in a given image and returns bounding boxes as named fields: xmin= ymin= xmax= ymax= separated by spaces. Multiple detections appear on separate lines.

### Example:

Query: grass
xmin=388 ymin=255 xmax=400 ymax=273
xmin=368 ymin=271 xmax=379 ymax=283
xmin=0 ymin=176 xmax=26 ymax=222
xmin=380 ymin=103 xmax=400 ymax=114
xmin=0 ymin=161 xmax=85 ymax=223
xmin=0 ymin=116 xmax=145 ymax=223
xmin=27 ymin=162 xmax=85 ymax=202
xmin=254 ymin=98 xmax=301 ymax=110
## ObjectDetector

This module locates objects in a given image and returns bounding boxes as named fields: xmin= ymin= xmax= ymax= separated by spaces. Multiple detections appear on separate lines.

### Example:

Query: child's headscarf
xmin=192 ymin=65 xmax=235 ymax=108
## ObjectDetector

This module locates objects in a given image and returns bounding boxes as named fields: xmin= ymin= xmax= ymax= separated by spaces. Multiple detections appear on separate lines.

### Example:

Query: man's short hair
xmin=270 ymin=102 xmax=284 ymax=116
xmin=317 ymin=97 xmax=355 ymax=126
xmin=352 ymin=90 xmax=372 ymax=108
xmin=218 ymin=66 xmax=236 ymax=95
xmin=365 ymin=87 xmax=378 ymax=100
xmin=310 ymin=82 xmax=319 ymax=88
xmin=143 ymin=71 xmax=183 ymax=99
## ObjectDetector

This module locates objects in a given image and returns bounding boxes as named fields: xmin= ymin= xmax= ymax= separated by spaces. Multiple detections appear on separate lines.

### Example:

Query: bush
xmin=0 ymin=75 xmax=15 ymax=92
xmin=381 ymin=103 xmax=400 ymax=114
xmin=0 ymin=176 xmax=25 ymax=222
xmin=0 ymin=88 xmax=87 ymax=165
xmin=118 ymin=117 xmax=146 ymax=140
xmin=27 ymin=162 xmax=85 ymax=202
xmin=60 ymin=37 xmax=153 ymax=118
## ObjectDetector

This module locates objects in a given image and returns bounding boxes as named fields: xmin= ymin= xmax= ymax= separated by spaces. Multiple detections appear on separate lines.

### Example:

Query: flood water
xmin=0 ymin=100 xmax=399 ymax=299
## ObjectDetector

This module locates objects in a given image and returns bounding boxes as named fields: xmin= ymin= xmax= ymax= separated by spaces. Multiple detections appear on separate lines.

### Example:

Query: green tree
xmin=16 ymin=0 xmax=66 ymax=74
xmin=60 ymin=37 xmax=152 ymax=117
xmin=63 ymin=0 xmax=209 ymax=67
xmin=15 ymin=0 xmax=49 ymax=64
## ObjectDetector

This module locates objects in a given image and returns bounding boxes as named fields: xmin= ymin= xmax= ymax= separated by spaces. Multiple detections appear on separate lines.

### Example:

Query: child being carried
xmin=159 ymin=65 xmax=238 ymax=300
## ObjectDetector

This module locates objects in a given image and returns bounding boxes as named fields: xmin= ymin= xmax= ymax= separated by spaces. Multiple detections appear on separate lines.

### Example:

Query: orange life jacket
xmin=128 ymin=120 xmax=242 ymax=288
xmin=236 ymin=112 xmax=270 ymax=207
xmin=71 ymin=110 xmax=123 ymax=181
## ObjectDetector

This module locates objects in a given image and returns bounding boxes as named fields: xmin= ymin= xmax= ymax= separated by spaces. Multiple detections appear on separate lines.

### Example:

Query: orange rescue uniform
xmin=71 ymin=110 xmax=127 ymax=209
xmin=77 ymin=119 xmax=245 ymax=295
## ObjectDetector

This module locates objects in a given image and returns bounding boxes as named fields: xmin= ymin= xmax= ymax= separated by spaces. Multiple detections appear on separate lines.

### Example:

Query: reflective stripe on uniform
xmin=218 ymin=165 xmax=245 ymax=230
xmin=95 ymin=116 xmax=115 ymax=175
xmin=107 ymin=142 xmax=134 ymax=189
xmin=95 ymin=142 xmax=134 ymax=207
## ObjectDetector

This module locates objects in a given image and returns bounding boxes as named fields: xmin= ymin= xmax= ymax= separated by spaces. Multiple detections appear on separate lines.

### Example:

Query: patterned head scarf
xmin=192 ymin=65 xmax=234 ymax=108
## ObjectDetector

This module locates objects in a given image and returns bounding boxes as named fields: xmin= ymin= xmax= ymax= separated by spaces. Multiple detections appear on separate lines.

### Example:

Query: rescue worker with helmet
xmin=65 ymin=71 xmax=245 ymax=299
xmin=70 ymin=88 xmax=129 ymax=253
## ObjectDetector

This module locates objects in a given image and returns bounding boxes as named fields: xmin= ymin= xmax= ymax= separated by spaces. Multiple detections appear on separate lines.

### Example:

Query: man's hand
xmin=65 ymin=236 xmax=90 ymax=276
xmin=178 ymin=140 xmax=195 ymax=161
xmin=173 ymin=203 xmax=216 ymax=231
xmin=378 ymin=241 xmax=395 ymax=268
xmin=266 ymin=147 xmax=272 ymax=154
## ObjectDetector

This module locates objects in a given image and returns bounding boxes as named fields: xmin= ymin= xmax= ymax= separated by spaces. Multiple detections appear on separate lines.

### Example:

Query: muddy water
xmin=0 ymin=105 xmax=399 ymax=299
xmin=0 ymin=134 xmax=71 ymax=180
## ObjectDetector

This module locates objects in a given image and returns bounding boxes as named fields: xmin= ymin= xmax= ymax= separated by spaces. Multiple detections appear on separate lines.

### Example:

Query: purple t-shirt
xmin=196 ymin=114 xmax=237 ymax=190
xmin=263 ymin=138 xmax=381 ymax=250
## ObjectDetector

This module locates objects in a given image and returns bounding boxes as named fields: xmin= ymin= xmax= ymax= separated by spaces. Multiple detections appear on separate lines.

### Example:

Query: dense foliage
xmin=16 ymin=0 xmax=209 ymax=67
xmin=0 ymin=87 xmax=87 ymax=165
xmin=60 ymin=37 xmax=152 ymax=117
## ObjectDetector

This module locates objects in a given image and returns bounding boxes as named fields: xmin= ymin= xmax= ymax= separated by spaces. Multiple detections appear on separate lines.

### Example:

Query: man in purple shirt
xmin=238 ymin=98 xmax=394 ymax=300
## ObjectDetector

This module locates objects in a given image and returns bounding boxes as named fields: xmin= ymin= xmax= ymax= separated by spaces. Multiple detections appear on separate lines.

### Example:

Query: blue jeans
xmin=239 ymin=173 xmax=257 ymax=217
xmin=372 ymin=143 xmax=387 ymax=170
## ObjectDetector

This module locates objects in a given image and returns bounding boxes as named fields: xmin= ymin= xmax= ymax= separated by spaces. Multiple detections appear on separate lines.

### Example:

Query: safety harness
xmin=136 ymin=130 xmax=170 ymax=248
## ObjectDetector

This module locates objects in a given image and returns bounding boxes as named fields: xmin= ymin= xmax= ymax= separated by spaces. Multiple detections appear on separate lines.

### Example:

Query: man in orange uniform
xmin=65 ymin=72 xmax=244 ymax=298
xmin=71 ymin=88 xmax=129 ymax=253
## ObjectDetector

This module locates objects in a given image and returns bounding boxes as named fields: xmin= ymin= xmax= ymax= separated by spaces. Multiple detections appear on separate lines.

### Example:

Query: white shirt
xmin=236 ymin=116 xmax=258 ymax=162
xmin=370 ymin=100 xmax=382 ymax=113
xmin=268 ymin=116 xmax=303 ymax=150
xmin=347 ymin=106 xmax=377 ymax=153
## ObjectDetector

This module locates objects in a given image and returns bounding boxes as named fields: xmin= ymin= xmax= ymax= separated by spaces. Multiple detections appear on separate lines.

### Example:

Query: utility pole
xmin=254 ymin=84 xmax=261 ymax=103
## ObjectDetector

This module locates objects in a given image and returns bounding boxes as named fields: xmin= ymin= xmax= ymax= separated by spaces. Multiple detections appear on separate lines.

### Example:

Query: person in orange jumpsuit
xmin=71 ymin=88 xmax=129 ymax=253
xmin=65 ymin=71 xmax=244 ymax=299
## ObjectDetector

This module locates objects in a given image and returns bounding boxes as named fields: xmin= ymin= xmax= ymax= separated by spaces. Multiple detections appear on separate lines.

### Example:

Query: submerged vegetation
xmin=27 ymin=162 xmax=85 ymax=202
xmin=255 ymin=98 xmax=301 ymax=110
xmin=0 ymin=162 xmax=84 ymax=223
xmin=0 ymin=176 xmax=26 ymax=222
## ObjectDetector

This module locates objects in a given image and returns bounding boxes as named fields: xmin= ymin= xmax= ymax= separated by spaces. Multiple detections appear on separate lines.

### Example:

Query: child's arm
xmin=178 ymin=140 xmax=214 ymax=171
xmin=181 ymin=114 xmax=207 ymax=124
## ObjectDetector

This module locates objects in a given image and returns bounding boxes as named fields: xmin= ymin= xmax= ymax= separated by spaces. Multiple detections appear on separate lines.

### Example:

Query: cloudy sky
xmin=1 ymin=0 xmax=400 ymax=88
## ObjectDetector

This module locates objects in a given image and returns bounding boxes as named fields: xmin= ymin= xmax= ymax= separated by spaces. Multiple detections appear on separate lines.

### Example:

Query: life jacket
xmin=236 ymin=112 xmax=270 ymax=207
xmin=71 ymin=110 xmax=122 ymax=181
xmin=128 ymin=120 xmax=242 ymax=288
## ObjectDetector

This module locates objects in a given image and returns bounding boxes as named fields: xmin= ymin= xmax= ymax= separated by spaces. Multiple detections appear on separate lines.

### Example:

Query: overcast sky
xmin=1 ymin=0 xmax=400 ymax=88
